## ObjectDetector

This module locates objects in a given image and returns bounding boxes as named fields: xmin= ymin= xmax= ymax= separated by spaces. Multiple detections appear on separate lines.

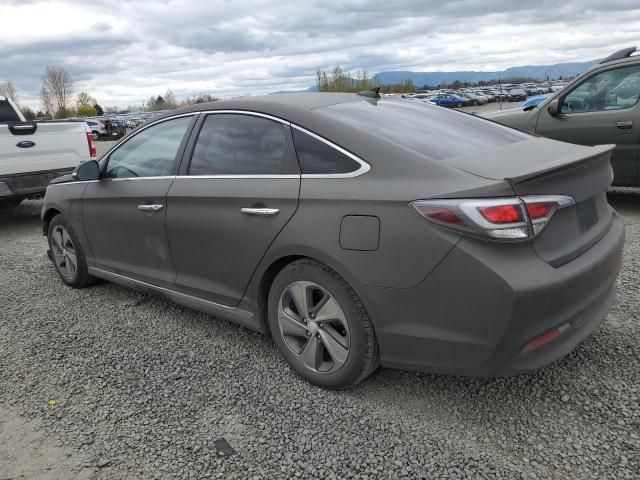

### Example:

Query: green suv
xmin=485 ymin=47 xmax=640 ymax=186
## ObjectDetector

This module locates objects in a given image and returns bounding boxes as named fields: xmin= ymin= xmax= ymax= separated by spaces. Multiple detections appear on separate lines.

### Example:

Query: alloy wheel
xmin=278 ymin=281 xmax=350 ymax=374
xmin=51 ymin=225 xmax=78 ymax=281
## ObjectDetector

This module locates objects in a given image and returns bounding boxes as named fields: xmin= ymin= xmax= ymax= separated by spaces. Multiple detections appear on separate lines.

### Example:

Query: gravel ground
xmin=1 ymin=184 xmax=639 ymax=479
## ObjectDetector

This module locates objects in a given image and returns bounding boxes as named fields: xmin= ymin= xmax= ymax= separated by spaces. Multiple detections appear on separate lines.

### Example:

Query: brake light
xmin=86 ymin=132 xmax=96 ymax=157
xmin=411 ymin=195 xmax=574 ymax=241
xmin=477 ymin=204 xmax=523 ymax=224
xmin=526 ymin=202 xmax=555 ymax=219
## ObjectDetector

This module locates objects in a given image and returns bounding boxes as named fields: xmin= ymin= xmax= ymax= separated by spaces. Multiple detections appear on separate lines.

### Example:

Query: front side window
xmin=105 ymin=116 xmax=192 ymax=178
xmin=561 ymin=65 xmax=640 ymax=114
xmin=188 ymin=114 xmax=298 ymax=175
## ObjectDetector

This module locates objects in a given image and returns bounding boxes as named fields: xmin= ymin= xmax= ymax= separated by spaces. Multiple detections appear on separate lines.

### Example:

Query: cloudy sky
xmin=1 ymin=0 xmax=640 ymax=109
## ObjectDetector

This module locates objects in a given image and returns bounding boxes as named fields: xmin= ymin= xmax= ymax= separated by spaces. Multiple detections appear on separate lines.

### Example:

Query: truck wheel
xmin=47 ymin=214 xmax=96 ymax=288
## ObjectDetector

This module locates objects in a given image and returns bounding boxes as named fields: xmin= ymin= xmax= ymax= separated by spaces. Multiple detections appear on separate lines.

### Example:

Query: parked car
xmin=41 ymin=91 xmax=624 ymax=389
xmin=85 ymin=119 xmax=107 ymax=140
xmin=102 ymin=118 xmax=127 ymax=139
xmin=521 ymin=94 xmax=550 ymax=110
xmin=0 ymin=95 xmax=95 ymax=207
xmin=431 ymin=93 xmax=470 ymax=108
xmin=456 ymin=92 xmax=489 ymax=105
xmin=484 ymin=46 xmax=640 ymax=186
xmin=508 ymin=88 xmax=527 ymax=102
xmin=476 ymin=90 xmax=496 ymax=102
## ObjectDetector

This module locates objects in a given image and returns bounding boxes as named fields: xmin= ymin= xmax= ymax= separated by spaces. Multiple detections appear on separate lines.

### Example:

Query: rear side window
xmin=188 ymin=114 xmax=299 ymax=175
xmin=291 ymin=128 xmax=360 ymax=174
xmin=0 ymin=100 xmax=21 ymax=123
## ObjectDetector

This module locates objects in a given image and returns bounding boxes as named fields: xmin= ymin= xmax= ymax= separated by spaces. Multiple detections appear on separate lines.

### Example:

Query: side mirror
xmin=72 ymin=160 xmax=100 ymax=181
xmin=547 ymin=99 xmax=560 ymax=116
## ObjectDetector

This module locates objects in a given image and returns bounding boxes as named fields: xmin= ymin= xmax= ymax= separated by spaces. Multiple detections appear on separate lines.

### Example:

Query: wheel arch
xmin=247 ymin=247 xmax=376 ymax=336
xmin=42 ymin=207 xmax=62 ymax=236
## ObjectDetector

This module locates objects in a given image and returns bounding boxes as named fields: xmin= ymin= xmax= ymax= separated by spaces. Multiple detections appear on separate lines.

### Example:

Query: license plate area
xmin=576 ymin=196 xmax=598 ymax=233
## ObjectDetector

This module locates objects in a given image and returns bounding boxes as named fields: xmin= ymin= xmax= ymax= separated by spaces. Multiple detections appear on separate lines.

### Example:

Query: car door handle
xmin=617 ymin=121 xmax=633 ymax=129
xmin=241 ymin=207 xmax=280 ymax=216
xmin=138 ymin=204 xmax=164 ymax=212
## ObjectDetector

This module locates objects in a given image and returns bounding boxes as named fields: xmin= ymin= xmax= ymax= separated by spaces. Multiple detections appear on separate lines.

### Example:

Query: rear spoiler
xmin=504 ymin=144 xmax=614 ymax=185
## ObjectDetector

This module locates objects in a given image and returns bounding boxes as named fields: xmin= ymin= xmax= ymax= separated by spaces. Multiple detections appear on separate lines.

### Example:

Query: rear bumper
xmin=363 ymin=212 xmax=625 ymax=376
xmin=0 ymin=168 xmax=74 ymax=200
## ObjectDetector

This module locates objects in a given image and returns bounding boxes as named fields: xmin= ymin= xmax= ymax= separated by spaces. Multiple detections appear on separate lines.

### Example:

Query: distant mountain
xmin=373 ymin=59 xmax=598 ymax=87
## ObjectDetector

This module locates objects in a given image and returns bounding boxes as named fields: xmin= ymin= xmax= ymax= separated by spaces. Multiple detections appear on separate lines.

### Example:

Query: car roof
xmin=170 ymin=92 xmax=363 ymax=117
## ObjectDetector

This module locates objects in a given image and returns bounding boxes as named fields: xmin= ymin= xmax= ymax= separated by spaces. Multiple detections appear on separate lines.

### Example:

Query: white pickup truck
xmin=0 ymin=96 xmax=96 ymax=206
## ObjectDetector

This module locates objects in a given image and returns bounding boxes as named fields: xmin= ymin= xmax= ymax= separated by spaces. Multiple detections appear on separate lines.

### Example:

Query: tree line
xmin=315 ymin=66 xmax=415 ymax=93
xmin=2 ymin=66 xmax=220 ymax=121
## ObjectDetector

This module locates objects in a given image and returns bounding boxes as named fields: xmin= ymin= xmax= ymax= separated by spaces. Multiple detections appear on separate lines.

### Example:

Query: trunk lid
xmin=442 ymin=137 xmax=615 ymax=267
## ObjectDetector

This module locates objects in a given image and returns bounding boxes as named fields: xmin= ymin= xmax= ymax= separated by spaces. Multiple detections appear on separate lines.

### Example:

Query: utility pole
xmin=499 ymin=73 xmax=503 ymax=111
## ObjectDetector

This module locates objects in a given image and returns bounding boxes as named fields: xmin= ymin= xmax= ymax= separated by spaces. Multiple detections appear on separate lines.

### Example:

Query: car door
xmin=166 ymin=112 xmax=300 ymax=306
xmin=82 ymin=114 xmax=196 ymax=287
xmin=536 ymin=64 xmax=640 ymax=186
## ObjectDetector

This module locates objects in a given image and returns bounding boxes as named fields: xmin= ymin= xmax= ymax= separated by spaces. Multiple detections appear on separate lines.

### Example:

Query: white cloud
xmin=1 ymin=0 xmax=639 ymax=108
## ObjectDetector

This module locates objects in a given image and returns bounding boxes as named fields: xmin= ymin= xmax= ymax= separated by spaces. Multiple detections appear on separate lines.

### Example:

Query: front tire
xmin=47 ymin=214 xmax=96 ymax=288
xmin=268 ymin=259 xmax=379 ymax=389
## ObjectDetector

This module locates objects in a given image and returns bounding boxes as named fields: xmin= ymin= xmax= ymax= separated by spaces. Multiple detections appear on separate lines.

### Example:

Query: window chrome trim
xmin=177 ymin=174 xmax=299 ymax=179
xmin=290 ymin=124 xmax=371 ymax=178
xmin=109 ymin=176 xmax=176 ymax=182
xmin=185 ymin=111 xmax=370 ymax=178
xmin=200 ymin=109 xmax=291 ymax=125
xmin=93 ymin=109 xmax=371 ymax=180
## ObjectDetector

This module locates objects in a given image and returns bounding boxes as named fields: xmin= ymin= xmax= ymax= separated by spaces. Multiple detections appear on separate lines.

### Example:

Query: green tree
xmin=76 ymin=91 xmax=94 ymax=107
xmin=94 ymin=103 xmax=104 ymax=115
xmin=56 ymin=107 xmax=76 ymax=118
xmin=76 ymin=104 xmax=97 ymax=117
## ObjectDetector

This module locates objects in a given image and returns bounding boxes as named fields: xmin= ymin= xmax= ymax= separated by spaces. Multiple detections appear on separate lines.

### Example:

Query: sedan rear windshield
xmin=320 ymin=100 xmax=529 ymax=161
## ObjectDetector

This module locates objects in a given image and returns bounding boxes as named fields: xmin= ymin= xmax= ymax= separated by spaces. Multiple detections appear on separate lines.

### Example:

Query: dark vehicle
xmin=103 ymin=118 xmax=127 ymax=139
xmin=41 ymin=92 xmax=624 ymax=389
xmin=485 ymin=46 xmax=640 ymax=186
xmin=508 ymin=88 xmax=527 ymax=102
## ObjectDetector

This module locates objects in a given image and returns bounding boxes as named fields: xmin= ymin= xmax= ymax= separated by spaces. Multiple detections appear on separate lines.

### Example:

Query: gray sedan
xmin=41 ymin=92 xmax=624 ymax=389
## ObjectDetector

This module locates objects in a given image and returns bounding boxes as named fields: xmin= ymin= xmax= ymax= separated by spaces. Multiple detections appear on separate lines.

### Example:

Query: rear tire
xmin=268 ymin=259 xmax=380 ymax=389
xmin=47 ymin=214 xmax=96 ymax=288
xmin=456 ymin=102 xmax=462 ymax=108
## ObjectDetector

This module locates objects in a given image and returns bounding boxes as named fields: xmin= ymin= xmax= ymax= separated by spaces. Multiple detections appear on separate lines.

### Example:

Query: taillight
xmin=411 ymin=195 xmax=574 ymax=241
xmin=412 ymin=204 xmax=465 ymax=227
xmin=477 ymin=204 xmax=523 ymax=224
xmin=86 ymin=132 xmax=96 ymax=157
